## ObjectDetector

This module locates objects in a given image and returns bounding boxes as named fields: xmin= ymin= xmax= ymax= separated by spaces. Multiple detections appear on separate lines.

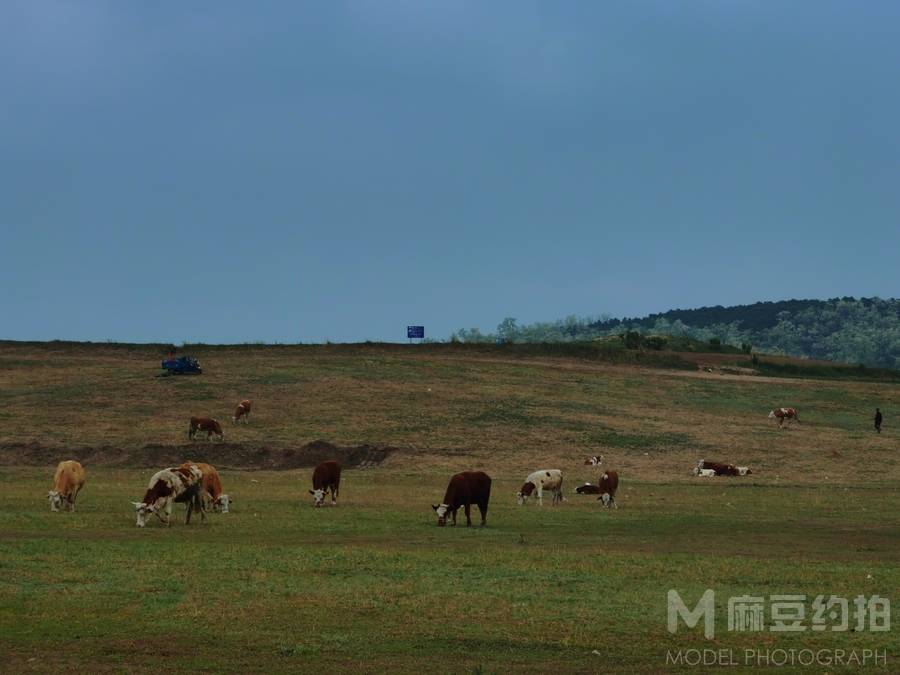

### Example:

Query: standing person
xmin=874 ymin=408 xmax=883 ymax=434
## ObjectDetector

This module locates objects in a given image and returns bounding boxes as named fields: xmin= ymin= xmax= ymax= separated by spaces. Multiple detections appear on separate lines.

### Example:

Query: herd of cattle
xmin=45 ymin=402 xmax=797 ymax=527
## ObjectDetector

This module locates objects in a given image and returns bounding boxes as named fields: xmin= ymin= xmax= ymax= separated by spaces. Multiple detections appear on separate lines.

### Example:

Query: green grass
xmin=1 ymin=469 xmax=898 ymax=673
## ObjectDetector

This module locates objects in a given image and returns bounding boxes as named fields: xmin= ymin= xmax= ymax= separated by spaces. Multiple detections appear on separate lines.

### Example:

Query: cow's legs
xmin=478 ymin=501 xmax=488 ymax=527
xmin=537 ymin=487 xmax=543 ymax=506
xmin=450 ymin=508 xmax=457 ymax=527
xmin=464 ymin=503 xmax=472 ymax=527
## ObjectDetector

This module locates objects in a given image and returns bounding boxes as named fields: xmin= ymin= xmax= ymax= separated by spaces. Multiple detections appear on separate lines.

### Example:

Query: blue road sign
xmin=407 ymin=326 xmax=425 ymax=339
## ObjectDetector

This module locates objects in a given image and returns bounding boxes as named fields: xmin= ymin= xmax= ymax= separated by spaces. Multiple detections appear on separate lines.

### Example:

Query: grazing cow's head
xmin=48 ymin=490 xmax=63 ymax=512
xmin=599 ymin=493 xmax=612 ymax=507
xmin=214 ymin=494 xmax=231 ymax=513
xmin=131 ymin=501 xmax=156 ymax=527
xmin=516 ymin=482 xmax=536 ymax=505
xmin=309 ymin=489 xmax=326 ymax=507
xmin=432 ymin=503 xmax=450 ymax=526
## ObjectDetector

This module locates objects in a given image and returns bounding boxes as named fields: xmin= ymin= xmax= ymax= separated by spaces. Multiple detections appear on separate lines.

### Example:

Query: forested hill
xmin=450 ymin=298 xmax=900 ymax=369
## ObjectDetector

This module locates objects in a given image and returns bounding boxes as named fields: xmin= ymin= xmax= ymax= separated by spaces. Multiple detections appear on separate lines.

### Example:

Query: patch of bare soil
xmin=0 ymin=439 xmax=397 ymax=470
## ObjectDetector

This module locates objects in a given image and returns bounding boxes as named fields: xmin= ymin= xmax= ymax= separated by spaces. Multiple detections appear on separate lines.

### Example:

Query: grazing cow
xmin=309 ymin=460 xmax=341 ymax=507
xmin=768 ymin=407 xmax=799 ymax=428
xmin=432 ymin=471 xmax=492 ymax=527
xmin=693 ymin=460 xmax=751 ymax=477
xmin=584 ymin=455 xmax=603 ymax=466
xmin=181 ymin=461 xmax=230 ymax=513
xmin=596 ymin=470 xmax=619 ymax=509
xmin=189 ymin=417 xmax=223 ymax=441
xmin=516 ymin=469 xmax=564 ymax=506
xmin=131 ymin=465 xmax=202 ymax=527
xmin=48 ymin=460 xmax=86 ymax=512
xmin=232 ymin=399 xmax=252 ymax=424
xmin=575 ymin=483 xmax=602 ymax=495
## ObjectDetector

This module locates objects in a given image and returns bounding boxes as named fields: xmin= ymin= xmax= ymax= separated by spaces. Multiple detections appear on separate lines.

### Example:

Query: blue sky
xmin=2 ymin=1 xmax=898 ymax=343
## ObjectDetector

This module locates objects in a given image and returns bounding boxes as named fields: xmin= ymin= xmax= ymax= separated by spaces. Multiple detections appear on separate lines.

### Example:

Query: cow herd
xmin=44 ymin=400 xmax=801 ymax=528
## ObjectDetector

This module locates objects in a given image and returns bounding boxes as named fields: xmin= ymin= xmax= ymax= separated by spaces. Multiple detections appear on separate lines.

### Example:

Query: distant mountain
xmin=451 ymin=297 xmax=900 ymax=369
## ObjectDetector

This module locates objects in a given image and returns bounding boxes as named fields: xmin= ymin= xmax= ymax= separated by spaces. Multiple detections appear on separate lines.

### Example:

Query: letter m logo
xmin=668 ymin=589 xmax=715 ymax=639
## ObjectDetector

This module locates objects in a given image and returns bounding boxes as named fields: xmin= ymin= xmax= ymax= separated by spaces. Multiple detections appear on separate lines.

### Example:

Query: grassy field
xmin=1 ymin=342 xmax=899 ymax=672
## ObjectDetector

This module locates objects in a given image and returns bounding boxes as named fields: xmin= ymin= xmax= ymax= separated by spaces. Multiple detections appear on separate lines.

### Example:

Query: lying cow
xmin=432 ymin=471 xmax=492 ymax=527
xmin=48 ymin=460 xmax=86 ymax=512
xmin=188 ymin=417 xmax=223 ymax=441
xmin=181 ymin=461 xmax=230 ymax=513
xmin=596 ymin=470 xmax=619 ymax=509
xmin=309 ymin=460 xmax=341 ymax=507
xmin=584 ymin=455 xmax=603 ymax=466
xmin=131 ymin=464 xmax=203 ymax=527
xmin=575 ymin=483 xmax=601 ymax=495
xmin=517 ymin=469 xmax=564 ymax=506
xmin=232 ymin=399 xmax=252 ymax=424
xmin=769 ymin=407 xmax=799 ymax=428
xmin=693 ymin=460 xmax=752 ymax=477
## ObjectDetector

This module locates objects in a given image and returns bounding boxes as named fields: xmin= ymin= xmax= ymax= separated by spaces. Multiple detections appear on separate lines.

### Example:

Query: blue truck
xmin=159 ymin=355 xmax=202 ymax=376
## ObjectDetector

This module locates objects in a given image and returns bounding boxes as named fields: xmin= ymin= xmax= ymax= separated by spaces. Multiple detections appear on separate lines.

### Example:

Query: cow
xmin=189 ymin=417 xmax=224 ymax=441
xmin=574 ymin=483 xmax=602 ymax=495
xmin=596 ymin=470 xmax=619 ymax=509
xmin=48 ymin=460 xmax=86 ymax=512
xmin=131 ymin=464 xmax=203 ymax=527
xmin=768 ymin=407 xmax=799 ymax=428
xmin=516 ymin=469 xmax=564 ymax=506
xmin=432 ymin=471 xmax=491 ymax=527
xmin=309 ymin=460 xmax=341 ymax=507
xmin=584 ymin=455 xmax=603 ymax=466
xmin=181 ymin=461 xmax=230 ymax=513
xmin=693 ymin=460 xmax=751 ymax=477
xmin=232 ymin=399 xmax=252 ymax=424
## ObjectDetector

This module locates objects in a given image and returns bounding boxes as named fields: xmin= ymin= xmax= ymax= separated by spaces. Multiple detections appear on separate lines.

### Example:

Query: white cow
xmin=131 ymin=465 xmax=202 ymax=527
xmin=516 ymin=469 xmax=564 ymax=506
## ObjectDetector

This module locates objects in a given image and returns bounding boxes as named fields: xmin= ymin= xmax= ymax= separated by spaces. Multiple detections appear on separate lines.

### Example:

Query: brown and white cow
xmin=693 ymin=460 xmax=752 ymax=477
xmin=188 ymin=417 xmax=224 ymax=441
xmin=309 ymin=460 xmax=341 ymax=507
xmin=584 ymin=455 xmax=603 ymax=466
xmin=596 ymin=470 xmax=619 ymax=509
xmin=517 ymin=469 xmax=564 ymax=506
xmin=432 ymin=471 xmax=492 ymax=527
xmin=181 ymin=461 xmax=230 ymax=513
xmin=131 ymin=465 xmax=203 ymax=527
xmin=232 ymin=399 xmax=252 ymax=424
xmin=48 ymin=460 xmax=86 ymax=512
xmin=768 ymin=407 xmax=799 ymax=428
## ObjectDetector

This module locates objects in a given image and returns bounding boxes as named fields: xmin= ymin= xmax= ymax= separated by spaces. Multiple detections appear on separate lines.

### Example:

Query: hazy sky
xmin=2 ymin=1 xmax=898 ymax=343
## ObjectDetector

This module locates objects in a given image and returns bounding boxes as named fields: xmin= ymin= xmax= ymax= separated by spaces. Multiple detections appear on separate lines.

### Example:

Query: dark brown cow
xmin=432 ymin=471 xmax=492 ymax=527
xmin=768 ymin=407 xmax=799 ymax=428
xmin=596 ymin=470 xmax=619 ymax=509
xmin=188 ymin=417 xmax=223 ymax=441
xmin=309 ymin=460 xmax=341 ymax=507
xmin=575 ymin=483 xmax=602 ymax=495
xmin=232 ymin=399 xmax=252 ymax=424
xmin=694 ymin=460 xmax=751 ymax=477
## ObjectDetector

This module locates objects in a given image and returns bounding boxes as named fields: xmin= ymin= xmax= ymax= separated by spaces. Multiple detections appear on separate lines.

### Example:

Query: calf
xmin=131 ymin=465 xmax=202 ymax=527
xmin=181 ymin=461 xmax=230 ymax=513
xmin=768 ymin=407 xmax=799 ymax=428
xmin=309 ymin=460 xmax=341 ymax=507
xmin=189 ymin=417 xmax=223 ymax=441
xmin=584 ymin=455 xmax=603 ymax=466
xmin=516 ymin=469 xmax=564 ymax=506
xmin=48 ymin=460 xmax=86 ymax=512
xmin=232 ymin=399 xmax=252 ymax=424
xmin=432 ymin=471 xmax=492 ymax=527
xmin=596 ymin=470 xmax=619 ymax=509
xmin=575 ymin=483 xmax=602 ymax=495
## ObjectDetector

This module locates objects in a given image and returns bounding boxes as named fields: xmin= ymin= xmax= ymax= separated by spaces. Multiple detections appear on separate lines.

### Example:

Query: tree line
xmin=448 ymin=298 xmax=900 ymax=369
